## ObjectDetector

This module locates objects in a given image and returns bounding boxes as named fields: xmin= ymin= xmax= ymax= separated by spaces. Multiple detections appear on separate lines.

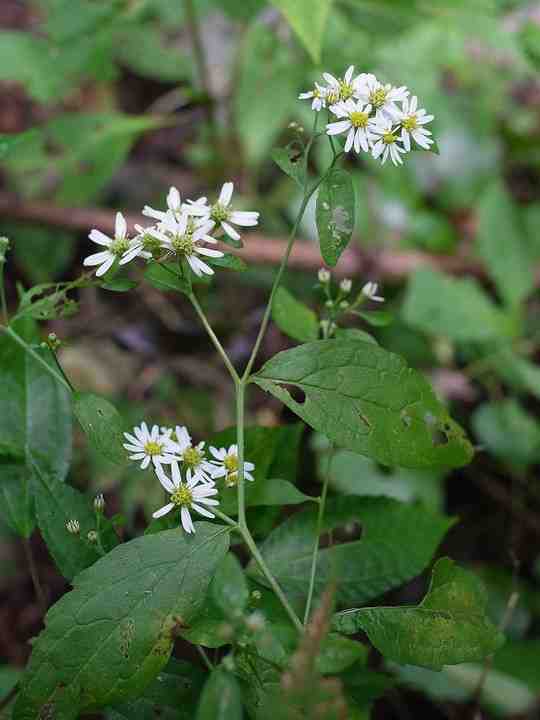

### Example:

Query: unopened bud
xmin=87 ymin=530 xmax=98 ymax=544
xmin=66 ymin=519 xmax=80 ymax=535
xmin=340 ymin=278 xmax=352 ymax=294
xmin=288 ymin=121 xmax=298 ymax=129
xmin=94 ymin=493 xmax=105 ymax=513
xmin=245 ymin=611 xmax=265 ymax=633
xmin=0 ymin=237 xmax=9 ymax=264
xmin=339 ymin=300 xmax=349 ymax=310
xmin=46 ymin=333 xmax=61 ymax=351
xmin=318 ymin=268 xmax=330 ymax=283
xmin=251 ymin=590 xmax=262 ymax=602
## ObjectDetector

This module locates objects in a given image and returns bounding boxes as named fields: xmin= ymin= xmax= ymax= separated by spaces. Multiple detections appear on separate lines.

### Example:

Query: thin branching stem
xmin=189 ymin=292 xmax=240 ymax=385
xmin=1 ymin=326 xmax=72 ymax=393
xmin=23 ymin=538 xmax=47 ymax=616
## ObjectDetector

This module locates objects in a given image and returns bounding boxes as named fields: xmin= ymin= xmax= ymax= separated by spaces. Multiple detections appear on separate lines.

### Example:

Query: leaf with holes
xmin=333 ymin=558 xmax=504 ymax=670
xmin=271 ymin=143 xmax=307 ymax=188
xmin=13 ymin=523 xmax=230 ymax=720
xmin=316 ymin=169 xmax=355 ymax=267
xmin=252 ymin=339 xmax=473 ymax=470
xmin=248 ymin=496 xmax=454 ymax=610
xmin=73 ymin=392 xmax=125 ymax=465
xmin=272 ymin=287 xmax=319 ymax=343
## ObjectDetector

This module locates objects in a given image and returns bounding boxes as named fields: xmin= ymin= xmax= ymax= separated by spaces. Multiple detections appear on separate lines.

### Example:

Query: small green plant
xmin=0 ymin=63 xmax=505 ymax=720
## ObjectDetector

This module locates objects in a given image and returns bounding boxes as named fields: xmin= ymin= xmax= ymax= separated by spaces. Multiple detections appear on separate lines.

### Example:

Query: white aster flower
xmin=66 ymin=519 xmax=80 ymax=535
xmin=357 ymin=74 xmax=408 ymax=121
xmin=323 ymin=65 xmax=361 ymax=105
xmin=153 ymin=461 xmax=219 ymax=534
xmin=298 ymin=82 xmax=327 ymax=111
xmin=209 ymin=444 xmax=255 ymax=488
xmin=123 ymin=421 xmax=180 ymax=470
xmin=143 ymin=186 xmax=183 ymax=223
xmin=396 ymin=95 xmax=434 ymax=151
xmin=164 ymin=425 xmax=217 ymax=484
xmin=185 ymin=182 xmax=259 ymax=244
xmin=340 ymin=278 xmax=352 ymax=294
xmin=362 ymin=281 xmax=384 ymax=303
xmin=326 ymin=99 xmax=375 ymax=154
xmin=149 ymin=211 xmax=223 ymax=277
xmin=318 ymin=267 xmax=331 ymax=283
xmin=84 ymin=212 xmax=137 ymax=277
xmin=370 ymin=121 xmax=408 ymax=166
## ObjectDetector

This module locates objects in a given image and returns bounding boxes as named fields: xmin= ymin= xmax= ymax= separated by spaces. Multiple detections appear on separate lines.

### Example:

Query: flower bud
xmin=339 ymin=300 xmax=349 ymax=310
xmin=87 ymin=530 xmax=98 ymax=544
xmin=318 ymin=268 xmax=330 ymax=283
xmin=46 ymin=333 xmax=61 ymax=351
xmin=94 ymin=493 xmax=105 ymax=513
xmin=340 ymin=278 xmax=352 ymax=294
xmin=66 ymin=519 xmax=80 ymax=535
xmin=251 ymin=589 xmax=262 ymax=602
xmin=0 ymin=237 xmax=9 ymax=264
xmin=245 ymin=611 xmax=265 ymax=633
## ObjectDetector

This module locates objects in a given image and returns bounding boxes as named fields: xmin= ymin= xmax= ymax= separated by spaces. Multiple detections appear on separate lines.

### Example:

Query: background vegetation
xmin=1 ymin=0 xmax=540 ymax=717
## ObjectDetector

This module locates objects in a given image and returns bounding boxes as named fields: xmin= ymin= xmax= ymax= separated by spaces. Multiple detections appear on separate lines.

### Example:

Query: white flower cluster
xmin=123 ymin=421 xmax=255 ymax=533
xmin=84 ymin=183 xmax=259 ymax=278
xmin=299 ymin=66 xmax=434 ymax=166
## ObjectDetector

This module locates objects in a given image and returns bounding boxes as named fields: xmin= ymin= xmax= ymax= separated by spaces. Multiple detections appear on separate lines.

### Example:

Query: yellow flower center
xmin=326 ymin=89 xmax=339 ymax=105
xmin=370 ymin=88 xmax=387 ymax=108
xmin=339 ymin=82 xmax=354 ymax=100
xmin=183 ymin=447 xmax=203 ymax=468
xmin=211 ymin=203 xmax=230 ymax=223
xmin=383 ymin=132 xmax=396 ymax=145
xmin=144 ymin=441 xmax=162 ymax=456
xmin=172 ymin=233 xmax=195 ymax=255
xmin=402 ymin=115 xmax=418 ymax=131
xmin=111 ymin=238 xmax=130 ymax=256
xmin=171 ymin=485 xmax=193 ymax=507
xmin=350 ymin=111 xmax=369 ymax=128
xmin=224 ymin=454 xmax=239 ymax=473
xmin=225 ymin=472 xmax=238 ymax=488
xmin=142 ymin=235 xmax=162 ymax=255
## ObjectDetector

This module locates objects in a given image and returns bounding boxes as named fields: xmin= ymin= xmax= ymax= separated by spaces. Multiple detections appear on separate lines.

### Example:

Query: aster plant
xmin=0 ymin=63 xmax=504 ymax=720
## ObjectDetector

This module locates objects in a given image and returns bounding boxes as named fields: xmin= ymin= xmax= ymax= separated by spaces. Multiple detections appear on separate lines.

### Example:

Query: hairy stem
xmin=23 ymin=538 xmax=47 ymax=615
xmin=189 ymin=292 xmax=240 ymax=384
xmin=1 ymin=326 xmax=72 ymax=393
xmin=303 ymin=447 xmax=333 ymax=624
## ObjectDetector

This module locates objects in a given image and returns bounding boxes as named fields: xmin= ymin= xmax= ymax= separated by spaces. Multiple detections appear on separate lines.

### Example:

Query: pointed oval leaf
xmin=316 ymin=168 xmax=355 ymax=267
xmin=333 ymin=558 xmax=504 ymax=670
xmin=252 ymin=339 xmax=473 ymax=469
xmin=269 ymin=0 xmax=333 ymax=63
xmin=272 ymin=287 xmax=319 ymax=343
xmin=73 ymin=392 xmax=125 ymax=465
xmin=14 ymin=524 xmax=230 ymax=720
xmin=212 ymin=553 xmax=249 ymax=619
xmin=196 ymin=669 xmax=243 ymax=720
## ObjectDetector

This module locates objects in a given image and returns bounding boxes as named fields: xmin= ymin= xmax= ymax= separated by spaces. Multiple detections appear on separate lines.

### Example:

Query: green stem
xmin=189 ymin=292 xmax=240 ymax=385
xmin=23 ymin=538 xmax=47 ymax=615
xmin=0 ymin=264 xmax=7 ymax=324
xmin=1 ymin=326 xmax=72 ymax=393
xmin=239 ymin=523 xmax=303 ymax=633
xmin=182 ymin=0 xmax=216 ymax=134
xmin=50 ymin=349 xmax=75 ymax=393
xmin=303 ymin=447 xmax=333 ymax=625
xmin=236 ymin=382 xmax=247 ymax=528
xmin=196 ymin=645 xmax=214 ymax=672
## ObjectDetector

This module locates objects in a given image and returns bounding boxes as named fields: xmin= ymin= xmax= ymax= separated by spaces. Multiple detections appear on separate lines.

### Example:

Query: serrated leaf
xmin=14 ymin=524 xmax=230 ymax=720
xmin=476 ymin=181 xmax=533 ymax=308
xmin=33 ymin=464 xmax=118 ymax=580
xmin=0 ymin=324 xmax=72 ymax=536
xmin=212 ymin=553 xmax=249 ymax=619
xmin=196 ymin=669 xmax=243 ymax=720
xmin=272 ymin=287 xmax=319 ymax=343
xmin=144 ymin=263 xmax=190 ymax=294
xmin=248 ymin=496 xmax=454 ymax=610
xmin=402 ymin=269 xmax=516 ymax=342
xmin=252 ymin=339 xmax=473 ymax=470
xmin=316 ymin=169 xmax=355 ymax=267
xmin=333 ymin=558 xmax=504 ymax=670
xmin=73 ymin=392 xmax=125 ymax=465
xmin=269 ymin=0 xmax=333 ymax=62
xmin=271 ymin=143 xmax=307 ymax=187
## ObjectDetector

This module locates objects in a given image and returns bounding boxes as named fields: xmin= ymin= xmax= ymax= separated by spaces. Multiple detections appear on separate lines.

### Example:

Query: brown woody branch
xmin=0 ymin=193 xmax=536 ymax=283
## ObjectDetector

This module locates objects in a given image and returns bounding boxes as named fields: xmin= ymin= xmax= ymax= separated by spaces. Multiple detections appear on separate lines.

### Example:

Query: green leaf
xmin=333 ymin=558 xmax=504 ymax=670
xmin=0 ymin=325 xmax=72 ymax=536
xmin=33 ymin=464 xmax=113 ymax=580
xmin=212 ymin=553 xmax=249 ymax=619
xmin=272 ymin=287 xmax=319 ymax=343
xmin=252 ymin=339 xmax=473 ymax=470
xmin=73 ymin=392 xmax=126 ymax=465
xmin=316 ymin=169 xmax=355 ymax=267
xmin=334 ymin=328 xmax=377 ymax=344
xmin=269 ymin=0 xmax=333 ymax=62
xmin=0 ymin=130 xmax=40 ymax=160
xmin=106 ymin=658 xmax=205 ymax=720
xmin=0 ymin=32 xmax=64 ymax=101
xmin=196 ymin=669 xmax=243 ymax=720
xmin=248 ymin=497 xmax=454 ymax=610
xmin=145 ymin=263 xmax=190 ymax=294
xmin=271 ymin=143 xmax=307 ymax=188
xmin=402 ymin=269 xmax=515 ymax=342
xmin=14 ymin=524 xmax=230 ymax=720
xmin=476 ymin=181 xmax=533 ymax=308
xmin=235 ymin=23 xmax=301 ymax=165
xmin=208 ymin=254 xmax=247 ymax=272
xmin=472 ymin=399 xmax=540 ymax=468
xmin=116 ymin=25 xmax=192 ymax=83
xmin=11 ymin=227 xmax=76 ymax=284
xmin=356 ymin=310 xmax=393 ymax=328
xmin=492 ymin=348 xmax=540 ymax=401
